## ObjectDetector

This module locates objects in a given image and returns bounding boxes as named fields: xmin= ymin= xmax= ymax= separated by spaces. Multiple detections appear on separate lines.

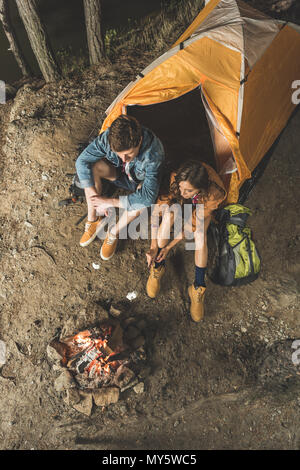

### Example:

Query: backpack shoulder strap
xmin=228 ymin=214 xmax=248 ymax=228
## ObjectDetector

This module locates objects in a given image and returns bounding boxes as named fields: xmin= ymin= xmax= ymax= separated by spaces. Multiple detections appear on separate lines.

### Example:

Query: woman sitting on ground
xmin=146 ymin=159 xmax=227 ymax=322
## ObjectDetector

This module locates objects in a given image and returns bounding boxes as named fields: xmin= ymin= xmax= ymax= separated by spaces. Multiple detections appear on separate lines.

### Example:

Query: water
xmin=0 ymin=0 xmax=172 ymax=83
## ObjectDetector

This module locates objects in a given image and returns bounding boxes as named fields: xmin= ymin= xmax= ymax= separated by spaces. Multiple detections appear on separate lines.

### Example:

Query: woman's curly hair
xmin=169 ymin=160 xmax=211 ymax=204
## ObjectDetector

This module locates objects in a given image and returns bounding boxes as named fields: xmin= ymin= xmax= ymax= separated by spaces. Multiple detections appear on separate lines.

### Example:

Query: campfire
xmin=48 ymin=315 xmax=147 ymax=416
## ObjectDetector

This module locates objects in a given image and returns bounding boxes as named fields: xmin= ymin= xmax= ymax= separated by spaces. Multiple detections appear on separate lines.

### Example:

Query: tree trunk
xmin=15 ymin=0 xmax=60 ymax=82
xmin=83 ymin=0 xmax=106 ymax=65
xmin=0 ymin=0 xmax=31 ymax=77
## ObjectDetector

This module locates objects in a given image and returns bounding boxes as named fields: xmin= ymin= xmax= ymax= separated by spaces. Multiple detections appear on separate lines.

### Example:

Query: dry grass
xmin=107 ymin=0 xmax=300 ymax=62
xmin=107 ymin=0 xmax=205 ymax=59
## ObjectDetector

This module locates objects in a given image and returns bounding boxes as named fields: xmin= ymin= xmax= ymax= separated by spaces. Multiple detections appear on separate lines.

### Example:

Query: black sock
xmin=154 ymin=247 xmax=165 ymax=268
xmin=194 ymin=266 xmax=206 ymax=288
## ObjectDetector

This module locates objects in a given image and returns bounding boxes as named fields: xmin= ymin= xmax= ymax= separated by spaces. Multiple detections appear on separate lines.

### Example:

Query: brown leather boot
xmin=146 ymin=265 xmax=165 ymax=298
xmin=188 ymin=284 xmax=206 ymax=322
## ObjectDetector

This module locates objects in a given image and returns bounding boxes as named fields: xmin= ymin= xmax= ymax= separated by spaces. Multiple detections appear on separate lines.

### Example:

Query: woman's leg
xmin=188 ymin=215 xmax=211 ymax=322
xmin=193 ymin=215 xmax=211 ymax=286
xmin=157 ymin=209 xmax=175 ymax=248
xmin=154 ymin=207 xmax=178 ymax=267
xmin=146 ymin=207 xmax=176 ymax=298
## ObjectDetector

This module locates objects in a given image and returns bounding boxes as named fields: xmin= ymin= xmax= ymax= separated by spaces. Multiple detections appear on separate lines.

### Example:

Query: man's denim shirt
xmin=75 ymin=127 xmax=165 ymax=211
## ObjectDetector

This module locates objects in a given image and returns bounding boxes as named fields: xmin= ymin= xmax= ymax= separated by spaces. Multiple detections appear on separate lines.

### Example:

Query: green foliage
xmin=105 ymin=28 xmax=118 ymax=54
xmin=56 ymin=46 xmax=89 ymax=77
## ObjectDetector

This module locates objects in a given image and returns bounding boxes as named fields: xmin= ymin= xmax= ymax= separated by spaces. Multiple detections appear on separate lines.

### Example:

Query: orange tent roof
xmin=101 ymin=0 xmax=300 ymax=201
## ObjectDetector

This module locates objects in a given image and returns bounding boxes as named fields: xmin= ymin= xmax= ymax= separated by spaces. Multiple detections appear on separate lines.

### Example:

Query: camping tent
xmin=101 ymin=0 xmax=300 ymax=202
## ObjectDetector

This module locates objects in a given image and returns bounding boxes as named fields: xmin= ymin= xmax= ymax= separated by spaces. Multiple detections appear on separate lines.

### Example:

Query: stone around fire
xmin=93 ymin=387 xmax=120 ymax=406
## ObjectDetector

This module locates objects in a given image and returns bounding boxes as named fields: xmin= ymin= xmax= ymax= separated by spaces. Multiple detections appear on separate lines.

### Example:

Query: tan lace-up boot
xmin=146 ymin=265 xmax=166 ymax=298
xmin=188 ymin=284 xmax=206 ymax=322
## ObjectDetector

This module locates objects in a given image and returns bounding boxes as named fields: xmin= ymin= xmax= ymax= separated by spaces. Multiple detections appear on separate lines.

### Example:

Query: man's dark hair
xmin=108 ymin=115 xmax=142 ymax=152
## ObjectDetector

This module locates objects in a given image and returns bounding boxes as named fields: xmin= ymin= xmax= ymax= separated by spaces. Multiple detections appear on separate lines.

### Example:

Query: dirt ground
xmin=1 ymin=9 xmax=300 ymax=452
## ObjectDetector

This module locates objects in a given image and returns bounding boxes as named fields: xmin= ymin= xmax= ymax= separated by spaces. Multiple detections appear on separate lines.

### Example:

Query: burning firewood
xmin=49 ymin=318 xmax=148 ymax=414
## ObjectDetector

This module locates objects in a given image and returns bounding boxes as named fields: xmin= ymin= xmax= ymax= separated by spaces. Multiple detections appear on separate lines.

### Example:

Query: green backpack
xmin=209 ymin=204 xmax=261 ymax=286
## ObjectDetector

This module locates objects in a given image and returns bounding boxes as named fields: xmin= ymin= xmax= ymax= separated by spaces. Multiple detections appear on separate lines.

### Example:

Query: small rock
xmin=92 ymin=387 xmax=120 ymax=407
xmin=114 ymin=366 xmax=136 ymax=389
xmin=24 ymin=221 xmax=33 ymax=228
xmin=109 ymin=305 xmax=122 ymax=318
xmin=64 ymin=388 xmax=81 ymax=406
xmin=54 ymin=370 xmax=76 ymax=392
xmin=46 ymin=344 xmax=62 ymax=364
xmin=241 ymin=327 xmax=247 ymax=333
xmin=133 ymin=382 xmax=144 ymax=394
xmin=73 ymin=391 xmax=93 ymax=416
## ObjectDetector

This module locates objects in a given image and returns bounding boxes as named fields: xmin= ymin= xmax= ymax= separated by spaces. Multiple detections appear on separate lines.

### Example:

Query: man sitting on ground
xmin=75 ymin=115 xmax=165 ymax=260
